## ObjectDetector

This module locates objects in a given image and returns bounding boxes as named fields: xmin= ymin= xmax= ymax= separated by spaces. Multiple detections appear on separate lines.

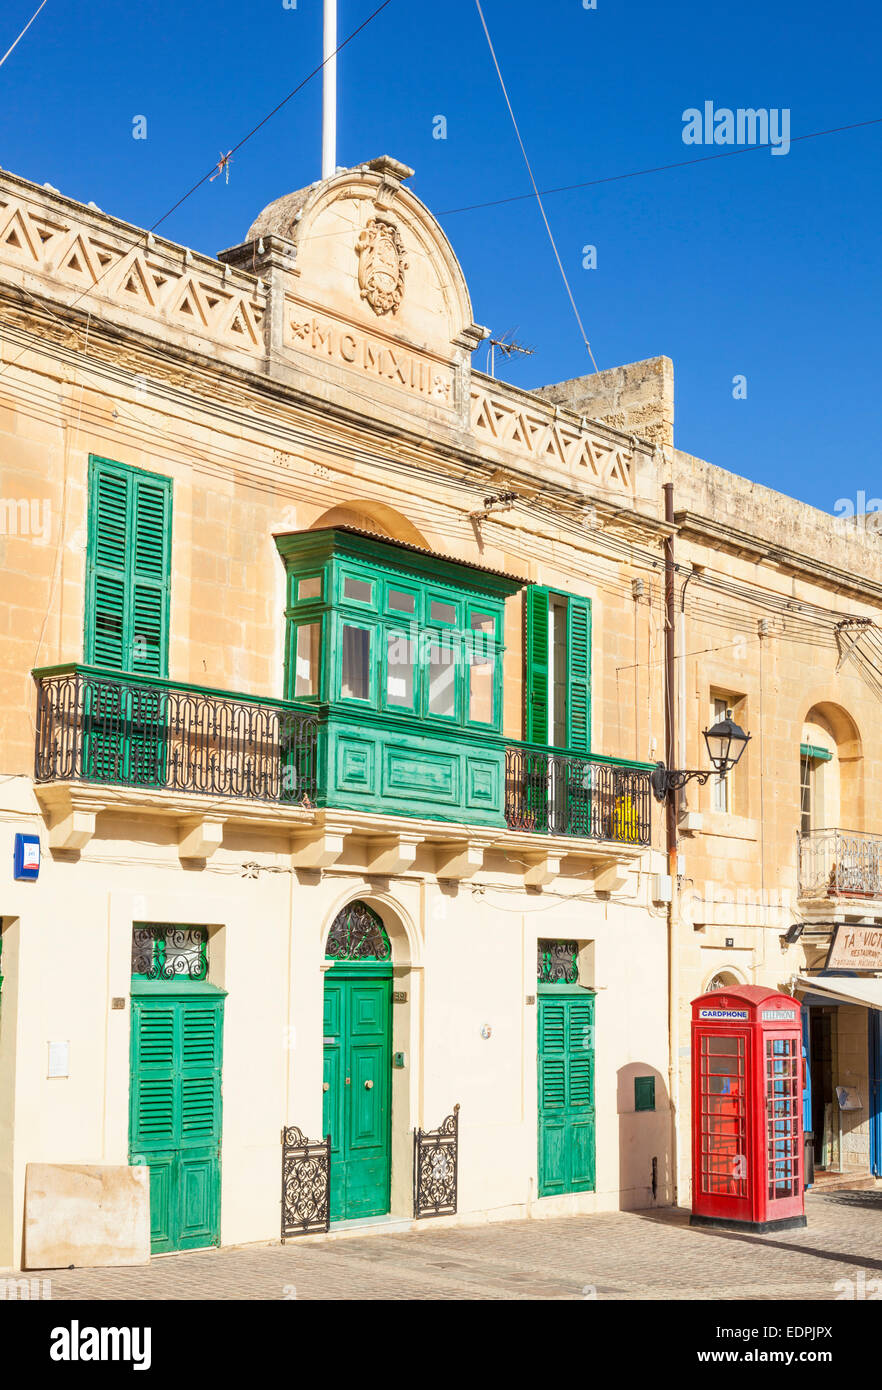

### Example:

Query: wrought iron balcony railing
xmin=798 ymin=827 xmax=882 ymax=899
xmin=33 ymin=665 xmax=319 ymax=805
xmin=504 ymin=745 xmax=652 ymax=845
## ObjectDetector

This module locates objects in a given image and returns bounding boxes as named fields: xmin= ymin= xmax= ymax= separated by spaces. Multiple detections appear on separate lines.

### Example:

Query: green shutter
xmin=634 ymin=1075 xmax=656 ymax=1112
xmin=566 ymin=595 xmax=592 ymax=753
xmin=85 ymin=457 xmax=172 ymax=676
xmin=90 ymin=466 xmax=128 ymax=669
xmin=538 ymin=990 xmax=595 ymax=1196
xmin=131 ymin=475 xmax=171 ymax=676
xmin=129 ymin=991 xmax=223 ymax=1252
xmin=525 ymin=585 xmax=549 ymax=743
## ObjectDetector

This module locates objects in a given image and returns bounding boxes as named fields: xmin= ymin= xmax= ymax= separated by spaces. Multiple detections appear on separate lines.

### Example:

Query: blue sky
xmin=3 ymin=0 xmax=880 ymax=512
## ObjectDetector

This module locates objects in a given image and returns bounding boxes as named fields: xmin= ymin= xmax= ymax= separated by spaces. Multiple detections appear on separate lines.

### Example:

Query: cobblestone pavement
xmin=23 ymin=1191 xmax=882 ymax=1300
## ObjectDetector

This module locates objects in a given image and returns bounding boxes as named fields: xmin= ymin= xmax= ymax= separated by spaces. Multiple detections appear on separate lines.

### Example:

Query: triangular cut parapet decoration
xmin=30 ymin=212 xmax=67 ymax=247
xmin=470 ymin=393 xmax=498 ymax=438
xmin=539 ymin=423 xmax=568 ymax=466
xmin=89 ymin=240 xmax=122 ymax=271
xmin=114 ymin=251 xmax=157 ymax=307
xmin=60 ymin=234 xmax=101 ymax=284
xmin=0 ymin=207 xmax=40 ymax=262
xmin=608 ymin=450 xmax=632 ymax=491
xmin=223 ymin=298 xmax=260 ymax=345
xmin=470 ymin=382 xmax=633 ymax=494
xmin=168 ymin=277 xmax=210 ymax=328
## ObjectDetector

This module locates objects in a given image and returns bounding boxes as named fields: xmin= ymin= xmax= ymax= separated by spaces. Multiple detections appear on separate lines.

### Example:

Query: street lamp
xmin=650 ymin=714 xmax=751 ymax=802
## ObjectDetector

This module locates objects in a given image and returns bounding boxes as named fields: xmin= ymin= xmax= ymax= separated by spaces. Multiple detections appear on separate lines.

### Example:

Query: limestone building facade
xmin=0 ymin=158 xmax=672 ymax=1266
xmin=1 ymin=152 xmax=878 ymax=1267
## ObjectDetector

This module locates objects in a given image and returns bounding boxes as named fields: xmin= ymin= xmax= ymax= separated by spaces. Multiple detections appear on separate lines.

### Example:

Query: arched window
xmin=325 ymin=901 xmax=391 ymax=962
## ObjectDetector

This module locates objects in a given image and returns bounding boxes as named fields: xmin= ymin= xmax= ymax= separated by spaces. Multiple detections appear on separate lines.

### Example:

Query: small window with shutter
xmin=85 ymin=456 xmax=172 ymax=677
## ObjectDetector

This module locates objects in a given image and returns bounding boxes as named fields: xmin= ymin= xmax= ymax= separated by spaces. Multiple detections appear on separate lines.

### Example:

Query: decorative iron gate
xmin=281 ymin=1126 xmax=331 ymax=1238
xmin=413 ymin=1105 xmax=460 ymax=1218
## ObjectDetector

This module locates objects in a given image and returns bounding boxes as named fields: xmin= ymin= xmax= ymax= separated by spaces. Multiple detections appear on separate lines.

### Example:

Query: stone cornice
xmin=674 ymin=508 xmax=882 ymax=603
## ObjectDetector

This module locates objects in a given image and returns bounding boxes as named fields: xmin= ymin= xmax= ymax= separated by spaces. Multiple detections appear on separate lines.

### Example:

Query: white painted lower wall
xmin=0 ymin=794 xmax=673 ymax=1269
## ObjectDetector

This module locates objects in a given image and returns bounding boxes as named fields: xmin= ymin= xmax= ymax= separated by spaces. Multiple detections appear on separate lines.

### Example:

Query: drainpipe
xmin=663 ymin=481 xmax=681 ymax=1205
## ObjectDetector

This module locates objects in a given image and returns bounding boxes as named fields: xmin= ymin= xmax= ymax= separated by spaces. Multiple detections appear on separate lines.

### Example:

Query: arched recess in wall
xmin=310 ymin=500 xmax=431 ymax=550
xmin=705 ymin=968 xmax=746 ymax=991
xmin=801 ymin=702 xmax=864 ymax=831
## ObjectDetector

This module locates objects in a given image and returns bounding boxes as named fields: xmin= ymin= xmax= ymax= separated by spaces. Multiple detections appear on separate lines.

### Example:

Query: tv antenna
xmin=487 ymin=329 xmax=534 ymax=379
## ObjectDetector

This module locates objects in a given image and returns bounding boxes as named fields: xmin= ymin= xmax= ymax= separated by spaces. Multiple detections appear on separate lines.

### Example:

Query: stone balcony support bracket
xmin=290 ymin=827 xmax=351 ymax=871
xmin=34 ymin=785 xmax=100 ymax=852
xmin=521 ymin=852 xmax=563 ymax=890
xmin=48 ymin=807 xmax=97 ymax=852
xmin=178 ymin=816 xmax=226 ymax=862
xmin=434 ymin=839 xmax=490 ymax=882
xmin=593 ymin=858 xmax=632 ymax=894
xmin=364 ymin=834 xmax=424 ymax=876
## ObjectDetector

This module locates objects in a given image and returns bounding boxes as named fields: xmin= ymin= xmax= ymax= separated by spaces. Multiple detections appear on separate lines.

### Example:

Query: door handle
xmin=322 ymin=1082 xmax=330 ymax=1092
xmin=345 ymin=1078 xmax=350 ymax=1085
xmin=364 ymin=1080 xmax=373 ymax=1090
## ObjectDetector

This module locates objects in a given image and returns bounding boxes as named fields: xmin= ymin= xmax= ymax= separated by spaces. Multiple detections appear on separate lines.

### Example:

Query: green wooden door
xmin=323 ymin=974 xmax=392 ymax=1220
xmin=538 ymin=988 xmax=595 ymax=1196
xmin=129 ymin=989 xmax=224 ymax=1252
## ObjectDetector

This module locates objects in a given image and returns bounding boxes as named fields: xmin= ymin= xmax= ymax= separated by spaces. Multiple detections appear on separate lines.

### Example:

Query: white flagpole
xmin=322 ymin=0 xmax=337 ymax=178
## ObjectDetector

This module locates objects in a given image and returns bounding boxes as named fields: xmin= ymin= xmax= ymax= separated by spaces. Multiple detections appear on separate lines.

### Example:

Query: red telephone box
xmin=690 ymin=985 xmax=806 ymax=1232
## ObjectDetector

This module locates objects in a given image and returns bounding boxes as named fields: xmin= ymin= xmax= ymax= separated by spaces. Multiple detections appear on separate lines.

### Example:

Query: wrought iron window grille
xmin=325 ymin=901 xmax=391 ymax=962
xmin=131 ymin=925 xmax=208 ymax=981
xmin=537 ymin=940 xmax=579 ymax=985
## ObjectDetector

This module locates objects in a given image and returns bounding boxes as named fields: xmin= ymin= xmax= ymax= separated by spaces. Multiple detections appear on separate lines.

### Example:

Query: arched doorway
xmin=322 ymin=901 xmax=393 ymax=1221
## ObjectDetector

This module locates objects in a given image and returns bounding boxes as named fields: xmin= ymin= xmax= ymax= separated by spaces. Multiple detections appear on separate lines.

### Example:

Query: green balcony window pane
xmin=343 ymin=576 xmax=373 ymax=604
xmin=389 ymin=589 xmax=415 ymax=615
xmin=294 ymin=623 xmax=321 ymax=697
xmin=427 ymin=640 xmax=456 ymax=717
xmin=468 ymin=649 xmax=494 ymax=724
xmin=386 ymin=632 xmax=415 ymax=708
xmin=341 ymin=625 xmax=371 ymax=700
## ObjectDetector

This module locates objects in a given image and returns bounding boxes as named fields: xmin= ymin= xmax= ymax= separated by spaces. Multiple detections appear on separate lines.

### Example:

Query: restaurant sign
xmin=826 ymin=924 xmax=882 ymax=971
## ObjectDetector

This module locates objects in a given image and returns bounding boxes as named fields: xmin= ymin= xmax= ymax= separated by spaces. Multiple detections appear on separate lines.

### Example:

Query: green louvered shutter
xmin=566 ymin=596 xmax=592 ymax=753
xmin=131 ymin=474 xmax=171 ymax=677
xmin=525 ymin=585 xmax=550 ymax=743
xmin=89 ymin=466 xmax=129 ymax=669
xmin=130 ymin=992 xmax=223 ymax=1253
xmin=538 ymin=990 xmax=595 ymax=1196
xmin=176 ymin=996 xmax=222 ymax=1249
xmin=85 ymin=458 xmax=171 ymax=676
xmin=130 ymin=999 xmax=178 ymax=1250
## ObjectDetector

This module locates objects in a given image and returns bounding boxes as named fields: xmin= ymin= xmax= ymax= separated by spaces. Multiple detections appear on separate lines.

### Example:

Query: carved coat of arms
xmin=356 ymin=217 xmax=406 ymax=315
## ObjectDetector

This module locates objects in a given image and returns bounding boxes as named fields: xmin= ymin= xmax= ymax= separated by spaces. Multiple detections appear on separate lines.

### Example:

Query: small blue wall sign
xmin=13 ymin=834 xmax=40 ymax=881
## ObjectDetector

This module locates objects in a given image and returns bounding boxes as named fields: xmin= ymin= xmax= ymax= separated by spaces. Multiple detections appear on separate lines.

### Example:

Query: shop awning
xmin=795 ymin=974 xmax=882 ymax=1010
